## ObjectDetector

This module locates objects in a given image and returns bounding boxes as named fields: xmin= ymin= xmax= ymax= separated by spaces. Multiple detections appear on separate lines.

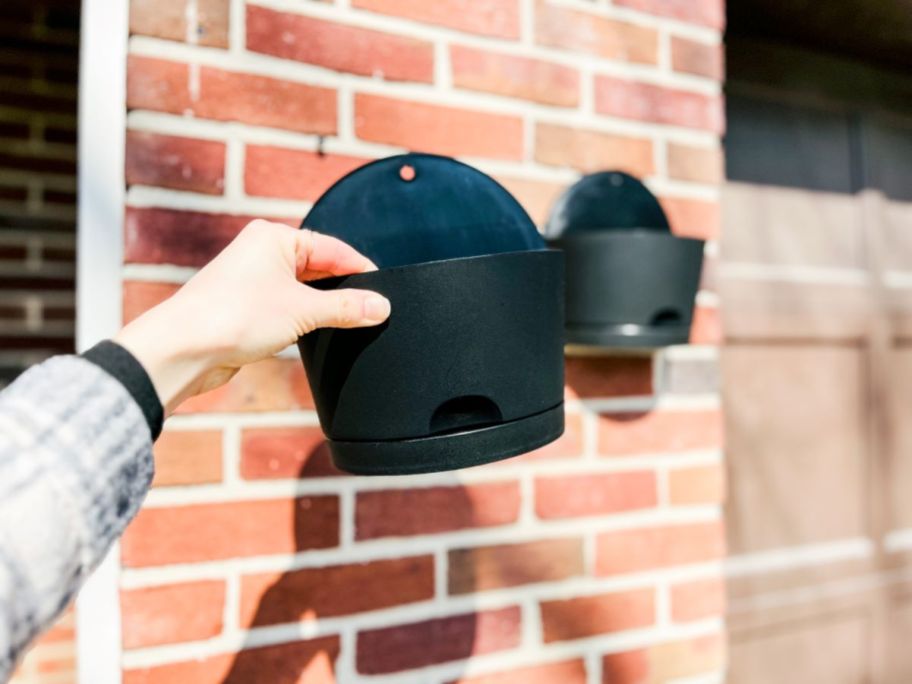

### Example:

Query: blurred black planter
xmin=298 ymin=154 xmax=565 ymax=475
xmin=545 ymin=171 xmax=704 ymax=349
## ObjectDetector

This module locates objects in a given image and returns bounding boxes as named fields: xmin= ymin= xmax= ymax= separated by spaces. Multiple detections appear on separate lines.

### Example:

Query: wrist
xmin=114 ymin=302 xmax=214 ymax=415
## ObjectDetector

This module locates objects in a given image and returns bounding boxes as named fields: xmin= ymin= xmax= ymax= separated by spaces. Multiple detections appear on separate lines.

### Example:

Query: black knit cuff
xmin=81 ymin=340 xmax=164 ymax=441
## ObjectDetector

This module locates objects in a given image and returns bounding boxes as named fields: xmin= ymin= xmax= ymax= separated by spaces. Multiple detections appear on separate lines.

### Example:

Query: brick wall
xmin=3 ymin=1 xmax=79 ymax=682
xmin=0 ymin=0 xmax=79 ymax=387
xmin=117 ymin=0 xmax=726 ymax=682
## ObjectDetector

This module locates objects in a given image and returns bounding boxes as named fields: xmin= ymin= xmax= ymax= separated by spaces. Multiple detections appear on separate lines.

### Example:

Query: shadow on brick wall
xmin=219 ymin=355 xmax=662 ymax=682
xmin=221 ymin=446 xmax=479 ymax=683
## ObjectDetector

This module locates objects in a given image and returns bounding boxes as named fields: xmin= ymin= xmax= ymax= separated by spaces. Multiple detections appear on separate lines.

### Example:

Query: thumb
xmin=297 ymin=285 xmax=391 ymax=332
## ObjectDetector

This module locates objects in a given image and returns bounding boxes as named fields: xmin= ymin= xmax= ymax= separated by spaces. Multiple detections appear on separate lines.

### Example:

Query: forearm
xmin=0 ymin=221 xmax=386 ymax=679
xmin=0 ymin=352 xmax=157 ymax=679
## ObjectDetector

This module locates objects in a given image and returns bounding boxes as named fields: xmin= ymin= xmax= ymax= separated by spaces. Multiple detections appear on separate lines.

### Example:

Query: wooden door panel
xmin=723 ymin=345 xmax=868 ymax=554
xmin=885 ymin=348 xmax=912 ymax=530
xmin=723 ymin=94 xmax=863 ymax=269
xmin=884 ymin=585 xmax=912 ymax=682
xmin=723 ymin=183 xmax=864 ymax=268
xmin=724 ymin=41 xmax=912 ymax=684
xmin=883 ymin=201 xmax=912 ymax=273
xmin=722 ymin=279 xmax=870 ymax=341
xmin=729 ymin=612 xmax=869 ymax=684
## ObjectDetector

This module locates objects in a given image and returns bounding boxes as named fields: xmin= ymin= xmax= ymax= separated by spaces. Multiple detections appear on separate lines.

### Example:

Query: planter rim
xmin=309 ymin=247 xmax=562 ymax=288
xmin=550 ymin=231 xmax=704 ymax=246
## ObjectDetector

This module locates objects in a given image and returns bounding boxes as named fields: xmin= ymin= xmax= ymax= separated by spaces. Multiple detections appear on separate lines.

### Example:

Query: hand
xmin=115 ymin=220 xmax=390 ymax=414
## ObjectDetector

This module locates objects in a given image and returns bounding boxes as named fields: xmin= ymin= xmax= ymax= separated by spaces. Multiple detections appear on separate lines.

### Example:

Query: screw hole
xmin=399 ymin=164 xmax=416 ymax=182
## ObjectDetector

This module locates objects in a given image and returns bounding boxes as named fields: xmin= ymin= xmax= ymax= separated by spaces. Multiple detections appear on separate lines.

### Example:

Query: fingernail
xmin=363 ymin=295 xmax=391 ymax=322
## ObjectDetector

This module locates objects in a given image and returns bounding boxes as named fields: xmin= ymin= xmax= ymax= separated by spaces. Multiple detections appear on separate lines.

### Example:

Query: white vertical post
xmin=75 ymin=0 xmax=129 ymax=682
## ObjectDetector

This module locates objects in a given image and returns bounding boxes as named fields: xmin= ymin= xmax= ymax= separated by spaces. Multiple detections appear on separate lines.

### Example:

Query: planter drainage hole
xmin=399 ymin=164 xmax=416 ymax=182
xmin=650 ymin=308 xmax=683 ymax=327
xmin=431 ymin=395 xmax=503 ymax=434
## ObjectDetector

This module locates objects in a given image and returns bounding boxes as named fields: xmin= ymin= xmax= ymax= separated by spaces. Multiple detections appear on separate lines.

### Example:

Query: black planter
xmin=545 ymin=171 xmax=704 ymax=349
xmin=298 ymin=154 xmax=565 ymax=475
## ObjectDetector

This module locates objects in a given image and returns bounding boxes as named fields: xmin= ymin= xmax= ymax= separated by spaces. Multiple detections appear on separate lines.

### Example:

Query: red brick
xmin=449 ymin=538 xmax=583 ymax=594
xmin=352 ymin=0 xmax=520 ymax=39
xmin=661 ymin=196 xmax=720 ymax=240
xmin=35 ymin=654 xmax=76 ymax=675
xmin=126 ymin=131 xmax=226 ymax=195
xmin=0 ymin=122 xmax=29 ymax=141
xmin=602 ymin=634 xmax=725 ymax=683
xmin=176 ymin=358 xmax=315 ymax=414
xmin=247 ymin=6 xmax=433 ymax=83
xmin=535 ymin=123 xmax=654 ymax=176
xmin=357 ymin=607 xmax=521 ymax=674
xmin=671 ymin=37 xmax=724 ymax=80
xmin=123 ymin=281 xmax=179 ymax=323
xmin=564 ymin=356 xmax=653 ymax=399
xmin=37 ymin=610 xmax=75 ymax=644
xmin=0 ymin=152 xmax=75 ymax=176
xmin=595 ymin=522 xmax=725 ymax=576
xmin=130 ymin=0 xmax=185 ymax=44
xmin=152 ymin=430 xmax=223 ymax=487
xmin=598 ymin=410 xmax=723 ymax=456
xmin=197 ymin=0 xmax=231 ymax=47
xmin=449 ymin=659 xmax=587 ymax=684
xmin=0 ymin=188 xmax=27 ymax=206
xmin=9 ymin=613 xmax=75 ymax=684
xmin=245 ymin=145 xmax=369 ymax=202
xmin=127 ymin=56 xmax=337 ymax=135
xmin=690 ymin=304 xmax=721 ymax=345
xmin=451 ymin=45 xmax=579 ymax=107
xmin=541 ymin=589 xmax=654 ymax=643
xmin=199 ymin=67 xmax=337 ymax=134
xmin=121 ymin=496 xmax=339 ymax=566
xmin=355 ymin=94 xmax=524 ymax=160
xmin=669 ymin=463 xmax=725 ymax=505
xmin=614 ymin=0 xmax=725 ymax=29
xmin=121 ymin=580 xmax=225 ymax=648
xmin=535 ymin=472 xmax=657 ymax=519
xmin=240 ymin=556 xmax=434 ymax=626
xmin=601 ymin=649 xmax=648 ymax=684
xmin=494 ymin=176 xmax=566 ymax=227
xmin=667 ymin=143 xmax=723 ymax=184
xmin=45 ymin=189 xmax=77 ymax=206
xmin=595 ymin=76 xmax=724 ymax=133
xmin=241 ymin=426 xmax=340 ymax=479
xmin=535 ymin=0 xmax=658 ymax=64
xmin=671 ymin=577 xmax=725 ymax=622
xmin=130 ymin=0 xmax=229 ymax=48
xmin=127 ymin=56 xmax=190 ymax=113
xmin=125 ymin=208 xmax=296 ymax=268
xmin=356 ymin=482 xmax=520 ymax=539
xmin=124 ymin=636 xmax=340 ymax=684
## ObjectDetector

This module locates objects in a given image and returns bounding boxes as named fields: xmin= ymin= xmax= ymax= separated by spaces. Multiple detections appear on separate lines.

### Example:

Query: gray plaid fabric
xmin=0 ymin=356 xmax=154 ymax=681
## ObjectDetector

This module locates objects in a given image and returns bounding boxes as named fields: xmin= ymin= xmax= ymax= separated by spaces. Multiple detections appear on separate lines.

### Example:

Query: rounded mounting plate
xmin=544 ymin=170 xmax=670 ymax=238
xmin=303 ymin=153 xmax=545 ymax=268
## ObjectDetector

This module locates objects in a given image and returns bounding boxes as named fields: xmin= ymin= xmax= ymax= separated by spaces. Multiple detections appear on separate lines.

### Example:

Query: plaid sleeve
xmin=0 ymin=356 xmax=155 ymax=680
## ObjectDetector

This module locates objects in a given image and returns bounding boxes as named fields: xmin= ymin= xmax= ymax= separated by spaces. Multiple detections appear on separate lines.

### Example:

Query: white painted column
xmin=76 ymin=0 xmax=130 ymax=681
